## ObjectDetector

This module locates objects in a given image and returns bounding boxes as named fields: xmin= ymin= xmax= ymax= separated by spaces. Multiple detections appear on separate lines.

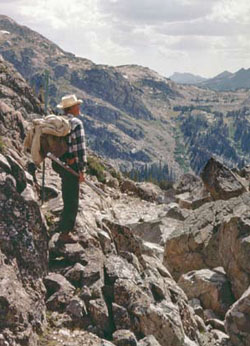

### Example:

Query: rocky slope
xmin=2 ymin=15 xmax=250 ymax=178
xmin=1 ymin=45 xmax=250 ymax=346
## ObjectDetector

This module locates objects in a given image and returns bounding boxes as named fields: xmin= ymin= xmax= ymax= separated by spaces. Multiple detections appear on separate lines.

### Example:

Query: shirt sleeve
xmin=71 ymin=123 xmax=87 ymax=172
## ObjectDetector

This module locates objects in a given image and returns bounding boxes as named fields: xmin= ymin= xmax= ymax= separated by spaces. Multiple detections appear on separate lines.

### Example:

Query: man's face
xmin=70 ymin=103 xmax=80 ymax=115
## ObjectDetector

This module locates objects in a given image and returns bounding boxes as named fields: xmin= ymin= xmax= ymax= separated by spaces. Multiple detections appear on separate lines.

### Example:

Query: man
xmin=54 ymin=94 xmax=87 ymax=243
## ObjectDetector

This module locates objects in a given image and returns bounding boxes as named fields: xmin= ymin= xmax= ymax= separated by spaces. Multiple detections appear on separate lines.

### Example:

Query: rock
xmin=201 ymin=157 xmax=246 ymax=200
xmin=66 ymin=297 xmax=87 ymax=320
xmin=39 ymin=327 xmax=116 ymax=345
xmin=194 ymin=315 xmax=207 ymax=333
xmin=21 ymin=183 xmax=37 ymax=202
xmin=166 ymin=203 xmax=190 ymax=221
xmin=0 ymin=153 xmax=11 ymax=173
xmin=56 ymin=243 xmax=87 ymax=264
xmin=104 ymin=254 xmax=141 ymax=285
xmin=112 ymin=303 xmax=131 ymax=330
xmin=88 ymin=298 xmax=111 ymax=335
xmin=239 ymin=165 xmax=250 ymax=181
xmin=174 ymin=173 xmax=203 ymax=194
xmin=206 ymin=318 xmax=225 ymax=332
xmin=211 ymin=329 xmax=230 ymax=344
xmin=113 ymin=278 xmax=199 ymax=346
xmin=6 ymin=154 xmax=27 ymax=193
xmin=176 ymin=190 xmax=211 ymax=210
xmin=219 ymin=216 xmax=250 ymax=298
xmin=0 ymin=166 xmax=47 ymax=345
xmin=0 ymin=264 xmax=42 ymax=345
xmin=64 ymin=262 xmax=86 ymax=287
xmin=98 ymin=229 xmax=114 ymax=254
xmin=178 ymin=268 xmax=234 ymax=318
xmin=135 ymin=301 xmax=188 ymax=346
xmin=104 ymin=220 xmax=146 ymax=269
xmin=163 ymin=200 xmax=221 ymax=279
xmin=203 ymin=309 xmax=218 ymax=321
xmin=130 ymin=216 xmax=181 ymax=246
xmin=163 ymin=194 xmax=250 ymax=280
xmin=137 ymin=335 xmax=161 ymax=346
xmin=188 ymin=298 xmax=203 ymax=318
xmin=120 ymin=180 xmax=163 ymax=203
xmin=120 ymin=179 xmax=138 ymax=195
xmin=112 ymin=329 xmax=137 ymax=346
xmin=44 ymin=273 xmax=75 ymax=312
xmin=225 ymin=285 xmax=250 ymax=346
xmin=135 ymin=182 xmax=163 ymax=203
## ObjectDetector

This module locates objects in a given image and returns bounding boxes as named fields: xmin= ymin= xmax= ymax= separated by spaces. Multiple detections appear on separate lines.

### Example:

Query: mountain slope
xmin=2 ymin=15 xmax=250 ymax=177
xmin=169 ymin=72 xmax=207 ymax=84
xmin=200 ymin=69 xmax=250 ymax=91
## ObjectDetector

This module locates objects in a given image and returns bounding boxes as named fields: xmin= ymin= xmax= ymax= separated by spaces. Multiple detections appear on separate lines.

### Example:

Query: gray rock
xmin=44 ymin=273 xmax=75 ymax=312
xmin=225 ymin=286 xmax=250 ymax=346
xmin=137 ymin=335 xmax=161 ymax=346
xmin=0 ymin=153 xmax=11 ymax=173
xmin=188 ymin=298 xmax=203 ymax=318
xmin=112 ymin=303 xmax=131 ymax=330
xmin=6 ymin=154 xmax=27 ymax=193
xmin=219 ymin=216 xmax=250 ymax=299
xmin=66 ymin=297 xmax=87 ymax=319
xmin=178 ymin=268 xmax=234 ymax=318
xmin=64 ymin=262 xmax=86 ymax=287
xmin=112 ymin=329 xmax=137 ymax=346
xmin=174 ymin=173 xmax=202 ymax=194
xmin=201 ymin=157 xmax=246 ymax=200
xmin=105 ymin=254 xmax=141 ymax=285
xmin=88 ymin=298 xmax=111 ymax=334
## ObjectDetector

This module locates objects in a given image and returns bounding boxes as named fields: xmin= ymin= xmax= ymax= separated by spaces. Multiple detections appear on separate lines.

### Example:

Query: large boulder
xmin=225 ymin=286 xmax=250 ymax=346
xmin=178 ymin=268 xmax=234 ymax=318
xmin=164 ymin=193 xmax=250 ymax=280
xmin=219 ymin=215 xmax=250 ymax=299
xmin=201 ymin=157 xmax=246 ymax=200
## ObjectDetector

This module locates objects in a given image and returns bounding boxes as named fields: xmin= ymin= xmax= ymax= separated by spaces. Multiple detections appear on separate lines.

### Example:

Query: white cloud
xmin=1 ymin=0 xmax=250 ymax=77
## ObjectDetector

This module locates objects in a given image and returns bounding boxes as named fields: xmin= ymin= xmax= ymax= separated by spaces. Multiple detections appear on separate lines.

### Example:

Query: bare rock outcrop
xmin=200 ymin=157 xmax=246 ymax=200
xmin=225 ymin=286 xmax=250 ymax=346
xmin=0 ymin=158 xmax=48 ymax=345
xmin=219 ymin=215 xmax=250 ymax=299
xmin=164 ymin=193 xmax=250 ymax=280
xmin=178 ymin=268 xmax=234 ymax=318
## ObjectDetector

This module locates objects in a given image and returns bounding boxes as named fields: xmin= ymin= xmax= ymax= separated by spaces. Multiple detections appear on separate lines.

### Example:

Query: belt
xmin=66 ymin=157 xmax=76 ymax=165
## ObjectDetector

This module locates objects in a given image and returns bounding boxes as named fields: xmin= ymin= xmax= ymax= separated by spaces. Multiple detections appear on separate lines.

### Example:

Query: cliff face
xmin=0 ymin=54 xmax=47 ymax=345
xmin=1 ymin=52 xmax=250 ymax=346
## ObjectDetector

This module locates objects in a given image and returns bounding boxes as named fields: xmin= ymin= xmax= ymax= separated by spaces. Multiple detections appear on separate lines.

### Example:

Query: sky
xmin=1 ymin=0 xmax=250 ymax=78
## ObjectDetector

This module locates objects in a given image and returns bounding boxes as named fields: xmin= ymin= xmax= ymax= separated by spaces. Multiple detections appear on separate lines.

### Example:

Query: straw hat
xmin=56 ymin=94 xmax=83 ymax=109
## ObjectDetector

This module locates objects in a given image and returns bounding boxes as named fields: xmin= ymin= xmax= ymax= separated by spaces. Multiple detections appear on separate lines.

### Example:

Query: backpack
xmin=40 ymin=133 xmax=69 ymax=159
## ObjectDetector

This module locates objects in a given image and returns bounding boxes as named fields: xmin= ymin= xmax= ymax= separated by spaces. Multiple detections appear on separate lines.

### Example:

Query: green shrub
xmin=86 ymin=156 xmax=106 ymax=183
xmin=110 ymin=168 xmax=122 ymax=181
xmin=0 ymin=136 xmax=4 ymax=153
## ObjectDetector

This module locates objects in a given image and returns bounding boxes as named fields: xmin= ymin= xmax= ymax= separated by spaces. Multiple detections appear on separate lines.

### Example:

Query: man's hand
xmin=79 ymin=171 xmax=85 ymax=183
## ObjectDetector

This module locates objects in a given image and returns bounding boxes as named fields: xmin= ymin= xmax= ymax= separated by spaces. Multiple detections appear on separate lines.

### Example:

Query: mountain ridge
xmin=2 ymin=14 xmax=250 ymax=178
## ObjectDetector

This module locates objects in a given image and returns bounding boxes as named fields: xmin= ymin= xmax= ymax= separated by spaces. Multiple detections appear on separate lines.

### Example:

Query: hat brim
xmin=56 ymin=99 xmax=83 ymax=109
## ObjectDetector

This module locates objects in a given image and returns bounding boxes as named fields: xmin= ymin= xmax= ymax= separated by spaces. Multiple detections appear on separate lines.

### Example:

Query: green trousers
xmin=53 ymin=161 xmax=79 ymax=233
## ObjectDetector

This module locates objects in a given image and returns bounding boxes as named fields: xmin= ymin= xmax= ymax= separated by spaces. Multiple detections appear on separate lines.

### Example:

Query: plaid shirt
xmin=65 ymin=114 xmax=87 ymax=172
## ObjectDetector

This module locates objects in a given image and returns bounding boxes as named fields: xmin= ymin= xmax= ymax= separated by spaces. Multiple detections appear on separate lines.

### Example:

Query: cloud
xmin=1 ymin=0 xmax=250 ymax=77
xmin=98 ymin=0 xmax=216 ymax=24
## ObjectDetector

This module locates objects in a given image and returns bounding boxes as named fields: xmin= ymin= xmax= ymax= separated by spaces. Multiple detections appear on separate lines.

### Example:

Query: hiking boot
xmin=56 ymin=232 xmax=79 ymax=245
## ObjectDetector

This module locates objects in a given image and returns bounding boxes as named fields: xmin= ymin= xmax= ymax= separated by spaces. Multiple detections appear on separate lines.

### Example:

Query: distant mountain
xmin=169 ymin=72 xmax=207 ymax=84
xmin=200 ymin=69 xmax=250 ymax=91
